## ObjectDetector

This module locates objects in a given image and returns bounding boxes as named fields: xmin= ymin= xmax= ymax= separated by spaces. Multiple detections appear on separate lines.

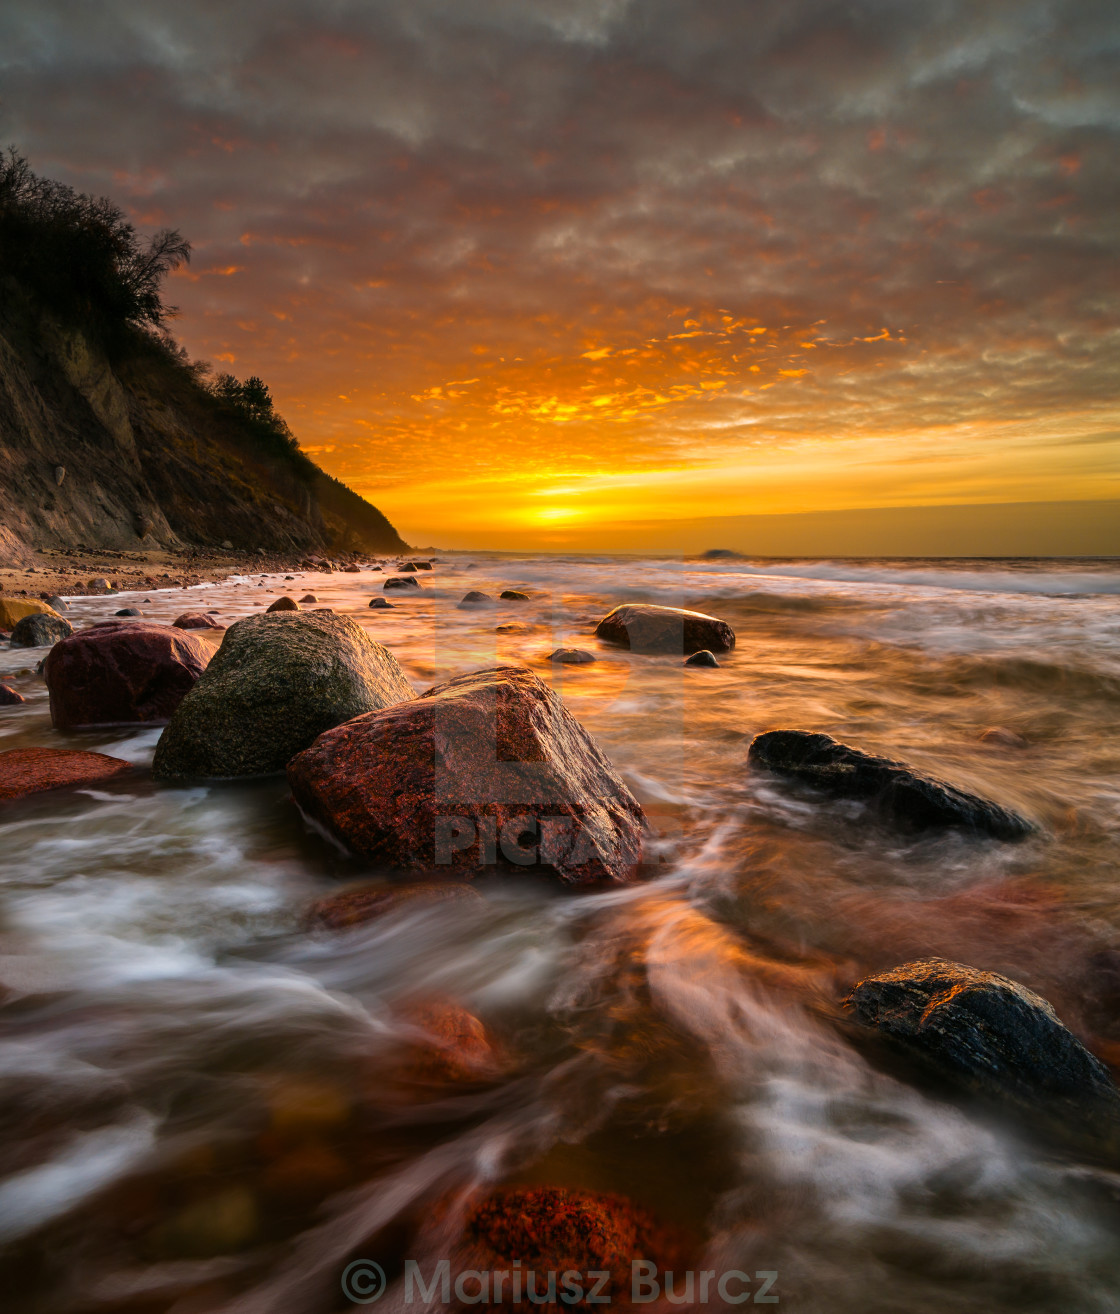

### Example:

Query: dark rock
xmin=499 ymin=590 xmax=529 ymax=601
xmin=385 ymin=576 xmax=420 ymax=590
xmin=153 ymin=611 xmax=415 ymax=779
xmin=307 ymin=881 xmax=482 ymax=931
xmin=398 ymin=562 xmax=419 ymax=572
xmin=45 ymin=595 xmax=69 ymax=613
xmin=173 ymin=612 xmax=225 ymax=630
xmin=344 ymin=564 xmax=361 ymax=573
xmin=458 ymin=591 xmax=493 ymax=608
xmin=267 ymin=596 xmax=300 ymax=612
xmin=10 ymin=613 xmax=74 ymax=648
xmin=0 ymin=684 xmax=25 ymax=705
xmin=701 ymin=548 xmax=739 ymax=559
xmin=299 ymin=594 xmax=318 ymax=604
xmin=685 ymin=649 xmax=720 ymax=667
xmin=133 ymin=514 xmax=153 ymax=540
xmin=114 ymin=607 xmax=143 ymax=617
xmin=550 ymin=648 xmax=596 ymax=664
xmin=287 ymin=665 xmax=645 ymax=888
xmin=369 ymin=597 xmax=395 ymax=609
xmin=45 ymin=622 xmax=211 ymax=729
xmin=980 ymin=727 xmax=1030 ymax=749
xmin=595 ymin=603 xmax=735 ymax=654
xmin=496 ymin=623 xmax=530 ymax=634
xmin=845 ymin=958 xmax=1120 ymax=1146
xmin=412 ymin=561 xmax=433 ymax=570
xmin=0 ymin=747 xmax=133 ymax=800
xmin=53 ymin=464 xmax=66 ymax=487
xmin=747 ymin=729 xmax=1034 ymax=840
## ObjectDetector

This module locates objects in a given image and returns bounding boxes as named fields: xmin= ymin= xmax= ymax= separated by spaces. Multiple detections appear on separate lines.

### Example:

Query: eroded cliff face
xmin=0 ymin=284 xmax=406 ymax=564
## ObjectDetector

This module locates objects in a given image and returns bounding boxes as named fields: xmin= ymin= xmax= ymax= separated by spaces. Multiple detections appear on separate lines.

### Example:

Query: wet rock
xmin=748 ymin=729 xmax=1034 ymax=840
xmin=0 ymin=598 xmax=60 ymax=630
xmin=173 ymin=612 xmax=224 ymax=630
xmin=0 ymin=747 xmax=133 ymax=800
xmin=980 ymin=727 xmax=1030 ymax=749
xmin=398 ymin=562 xmax=419 ymax=572
xmin=496 ymin=623 xmax=531 ymax=635
xmin=45 ymin=595 xmax=69 ymax=613
xmin=10 ymin=613 xmax=74 ymax=648
xmin=550 ymin=648 xmax=595 ymax=664
xmin=685 ymin=649 xmax=720 ymax=667
xmin=344 ymin=564 xmax=361 ymax=573
xmin=287 ymin=665 xmax=644 ymax=887
xmin=595 ymin=603 xmax=735 ymax=654
xmin=400 ymin=998 xmax=500 ymax=1083
xmin=385 ymin=576 xmax=420 ymax=590
xmin=412 ymin=561 xmax=433 ymax=570
xmin=500 ymin=590 xmax=529 ymax=601
xmin=266 ymin=596 xmax=300 ymax=612
xmin=458 ymin=591 xmax=493 ymax=608
xmin=307 ymin=881 xmax=483 ymax=930
xmin=87 ymin=577 xmax=113 ymax=592
xmin=114 ymin=607 xmax=143 ymax=617
xmin=845 ymin=958 xmax=1120 ymax=1145
xmin=369 ymin=597 xmax=395 ymax=609
xmin=153 ymin=611 xmax=415 ymax=779
xmin=299 ymin=594 xmax=318 ymax=604
xmin=0 ymin=684 xmax=25 ymax=706
xmin=45 ymin=622 xmax=211 ymax=729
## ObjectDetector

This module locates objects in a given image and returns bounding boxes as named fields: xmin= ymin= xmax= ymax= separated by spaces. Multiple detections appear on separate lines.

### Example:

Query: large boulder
xmin=153 ymin=611 xmax=415 ymax=779
xmin=0 ymin=747 xmax=133 ymax=801
xmin=748 ymin=730 xmax=1033 ymax=839
xmin=45 ymin=622 xmax=211 ymax=730
xmin=845 ymin=958 xmax=1120 ymax=1144
xmin=595 ymin=603 xmax=735 ymax=654
xmin=10 ymin=613 xmax=74 ymax=648
xmin=287 ymin=665 xmax=644 ymax=887
xmin=0 ymin=598 xmax=60 ymax=630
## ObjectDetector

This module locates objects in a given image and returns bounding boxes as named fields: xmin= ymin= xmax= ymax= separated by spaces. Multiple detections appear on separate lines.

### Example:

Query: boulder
xmin=0 ymin=747 xmax=133 ymax=801
xmin=499 ymin=590 xmax=529 ymax=601
xmin=458 ymin=591 xmax=493 ymax=608
xmin=307 ymin=881 xmax=482 ymax=931
xmin=266 ymin=596 xmax=300 ymax=612
xmin=845 ymin=958 xmax=1120 ymax=1144
xmin=287 ymin=665 xmax=644 ymax=887
xmin=299 ymin=594 xmax=318 ymax=604
xmin=496 ymin=623 xmax=531 ymax=635
xmin=10 ymin=613 xmax=74 ymax=648
xmin=369 ymin=597 xmax=395 ymax=609
xmin=153 ymin=611 xmax=415 ymax=779
xmin=399 ymin=998 xmax=500 ymax=1084
xmin=747 ymin=729 xmax=1034 ymax=840
xmin=412 ymin=561 xmax=433 ymax=570
xmin=173 ymin=612 xmax=225 ymax=630
xmin=45 ymin=595 xmax=69 ymax=613
xmin=0 ymin=684 xmax=25 ymax=706
xmin=87 ymin=578 xmax=113 ymax=592
xmin=550 ymin=648 xmax=596 ymax=664
xmin=0 ymin=598 xmax=59 ymax=630
xmin=398 ymin=562 xmax=419 ymax=572
xmin=344 ymin=564 xmax=361 ymax=573
xmin=385 ymin=576 xmax=420 ymax=590
xmin=114 ymin=607 xmax=143 ymax=617
xmin=685 ymin=649 xmax=720 ymax=667
xmin=595 ymin=603 xmax=735 ymax=654
xmin=45 ymin=622 xmax=211 ymax=729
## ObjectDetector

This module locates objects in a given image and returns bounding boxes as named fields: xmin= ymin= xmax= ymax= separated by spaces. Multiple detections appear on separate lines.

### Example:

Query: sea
xmin=1 ymin=553 xmax=1119 ymax=1313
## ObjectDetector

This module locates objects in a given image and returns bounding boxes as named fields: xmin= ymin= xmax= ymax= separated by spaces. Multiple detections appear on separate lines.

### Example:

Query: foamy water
xmin=1 ymin=554 xmax=1119 ymax=1313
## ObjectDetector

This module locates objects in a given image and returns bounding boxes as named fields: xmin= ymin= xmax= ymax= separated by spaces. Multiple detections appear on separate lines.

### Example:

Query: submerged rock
xmin=287 ymin=665 xmax=644 ymax=887
xmin=458 ymin=590 xmax=493 ymax=608
xmin=385 ymin=576 xmax=420 ymax=590
xmin=748 ymin=729 xmax=1034 ymax=840
xmin=595 ymin=603 xmax=735 ymax=654
xmin=550 ymin=648 xmax=596 ymax=664
xmin=173 ymin=612 xmax=224 ymax=630
xmin=10 ymin=613 xmax=73 ymax=648
xmin=45 ymin=622 xmax=211 ymax=729
xmin=845 ymin=958 xmax=1120 ymax=1145
xmin=369 ymin=597 xmax=395 ymax=609
xmin=308 ymin=881 xmax=482 ymax=931
xmin=114 ymin=607 xmax=143 ymax=617
xmin=684 ymin=649 xmax=720 ymax=667
xmin=980 ymin=726 xmax=1030 ymax=749
xmin=0 ymin=747 xmax=133 ymax=801
xmin=399 ymin=998 xmax=501 ymax=1084
xmin=500 ymin=590 xmax=529 ymax=601
xmin=153 ymin=611 xmax=414 ymax=779
xmin=266 ymin=596 xmax=300 ymax=612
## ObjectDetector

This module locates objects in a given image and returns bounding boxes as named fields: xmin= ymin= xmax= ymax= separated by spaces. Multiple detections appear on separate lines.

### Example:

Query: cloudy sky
xmin=2 ymin=0 xmax=1117 ymax=548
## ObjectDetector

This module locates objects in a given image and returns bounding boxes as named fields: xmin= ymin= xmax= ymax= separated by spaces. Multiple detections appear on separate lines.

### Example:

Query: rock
xmin=344 ymin=564 xmax=361 ymax=573
xmin=287 ymin=665 xmax=644 ymax=887
xmin=385 ymin=576 xmax=420 ymax=590
xmin=980 ymin=727 xmax=1030 ymax=749
xmin=444 ymin=1186 xmax=687 ymax=1305
xmin=45 ymin=622 xmax=211 ymax=729
xmin=221 ymin=540 xmax=234 ymax=550
xmin=87 ymin=578 xmax=113 ymax=592
xmin=701 ymin=548 xmax=738 ymax=559
xmin=550 ymin=648 xmax=596 ymax=664
xmin=595 ymin=603 xmax=735 ymax=654
xmin=496 ymin=623 xmax=531 ymax=635
xmin=53 ymin=464 xmax=66 ymax=486
xmin=458 ymin=591 xmax=493 ymax=608
xmin=307 ymin=881 xmax=483 ymax=931
xmin=299 ymin=594 xmax=318 ymax=604
xmin=0 ymin=684 xmax=25 ymax=705
xmin=499 ymin=590 xmax=529 ymax=601
xmin=747 ymin=729 xmax=1034 ymax=840
xmin=370 ymin=565 xmax=383 ymax=571
xmin=10 ymin=613 xmax=74 ymax=648
xmin=413 ymin=561 xmax=433 ymax=570
xmin=845 ymin=958 xmax=1120 ymax=1145
xmin=133 ymin=514 xmax=153 ymax=540
xmin=398 ymin=562 xmax=419 ymax=572
xmin=0 ymin=747 xmax=133 ymax=801
xmin=153 ymin=611 xmax=415 ymax=779
xmin=266 ymin=596 xmax=300 ymax=612
xmin=369 ymin=597 xmax=395 ymax=609
xmin=45 ymin=595 xmax=69 ymax=613
xmin=685 ymin=649 xmax=720 ymax=667
xmin=172 ymin=612 xmax=225 ymax=630
xmin=0 ymin=598 xmax=60 ymax=630
xmin=400 ymin=998 xmax=500 ymax=1083
xmin=114 ymin=607 xmax=143 ymax=617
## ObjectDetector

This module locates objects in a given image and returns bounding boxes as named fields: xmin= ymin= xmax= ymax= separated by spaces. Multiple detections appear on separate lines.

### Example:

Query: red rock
xmin=173 ymin=612 xmax=225 ymax=630
xmin=595 ymin=603 xmax=735 ymax=654
xmin=400 ymin=998 xmax=500 ymax=1083
xmin=0 ymin=684 xmax=25 ymax=705
xmin=44 ymin=621 xmax=211 ymax=729
xmin=299 ymin=594 xmax=318 ymax=604
xmin=344 ymin=564 xmax=362 ymax=573
xmin=0 ymin=747 xmax=133 ymax=800
xmin=287 ymin=666 xmax=644 ymax=887
xmin=267 ymin=596 xmax=300 ymax=612
xmin=307 ymin=881 xmax=482 ymax=930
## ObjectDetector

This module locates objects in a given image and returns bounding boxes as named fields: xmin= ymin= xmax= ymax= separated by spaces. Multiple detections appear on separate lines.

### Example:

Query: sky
xmin=2 ymin=0 xmax=1118 ymax=551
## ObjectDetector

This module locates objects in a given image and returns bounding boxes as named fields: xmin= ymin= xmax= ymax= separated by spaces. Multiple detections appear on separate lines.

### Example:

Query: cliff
xmin=0 ymin=279 xmax=408 ymax=565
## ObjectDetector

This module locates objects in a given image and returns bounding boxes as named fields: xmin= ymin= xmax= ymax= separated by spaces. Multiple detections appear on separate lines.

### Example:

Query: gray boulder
xmin=10 ymin=613 xmax=74 ymax=648
xmin=153 ymin=611 xmax=415 ymax=779
xmin=595 ymin=604 xmax=735 ymax=654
